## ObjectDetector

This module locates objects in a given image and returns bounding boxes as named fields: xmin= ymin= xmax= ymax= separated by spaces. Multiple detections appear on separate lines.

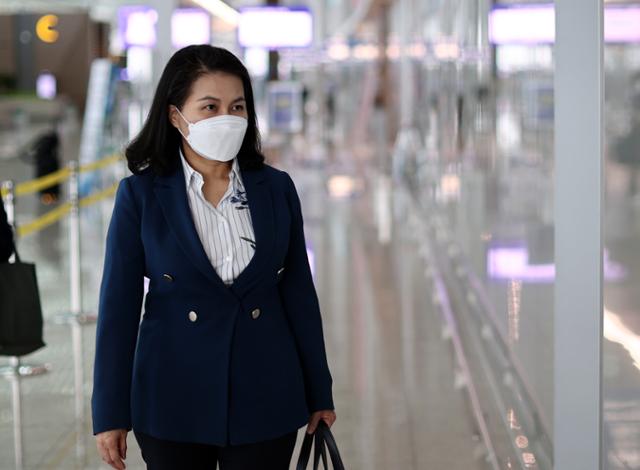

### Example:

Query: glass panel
xmin=603 ymin=44 xmax=640 ymax=469
xmin=403 ymin=2 xmax=555 ymax=467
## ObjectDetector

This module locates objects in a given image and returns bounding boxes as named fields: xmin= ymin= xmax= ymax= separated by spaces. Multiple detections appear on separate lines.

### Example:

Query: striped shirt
xmin=179 ymin=148 xmax=256 ymax=285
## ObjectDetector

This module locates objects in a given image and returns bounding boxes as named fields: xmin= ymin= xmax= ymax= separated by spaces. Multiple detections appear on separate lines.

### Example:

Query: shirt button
xmin=251 ymin=308 xmax=261 ymax=319
xmin=188 ymin=311 xmax=198 ymax=322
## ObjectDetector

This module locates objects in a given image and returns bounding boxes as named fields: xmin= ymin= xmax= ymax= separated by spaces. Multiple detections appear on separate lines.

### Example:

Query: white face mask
xmin=175 ymin=107 xmax=248 ymax=162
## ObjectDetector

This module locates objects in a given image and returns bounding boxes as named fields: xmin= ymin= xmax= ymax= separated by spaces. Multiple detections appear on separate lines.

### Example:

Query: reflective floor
xmin=3 ymin=84 xmax=640 ymax=469
xmin=0 ymin=112 xmax=482 ymax=468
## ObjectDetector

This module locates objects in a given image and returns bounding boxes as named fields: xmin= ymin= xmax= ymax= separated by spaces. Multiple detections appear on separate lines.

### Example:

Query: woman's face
xmin=169 ymin=71 xmax=248 ymax=136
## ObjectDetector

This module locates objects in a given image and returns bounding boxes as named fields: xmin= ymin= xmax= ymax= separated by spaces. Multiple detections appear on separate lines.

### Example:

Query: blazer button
xmin=163 ymin=273 xmax=174 ymax=282
xmin=251 ymin=308 xmax=261 ymax=319
xmin=188 ymin=311 xmax=198 ymax=322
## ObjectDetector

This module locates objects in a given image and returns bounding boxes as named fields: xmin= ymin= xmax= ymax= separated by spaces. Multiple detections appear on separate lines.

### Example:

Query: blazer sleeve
xmin=0 ymin=200 xmax=15 ymax=263
xmin=91 ymin=177 xmax=145 ymax=435
xmin=279 ymin=172 xmax=335 ymax=413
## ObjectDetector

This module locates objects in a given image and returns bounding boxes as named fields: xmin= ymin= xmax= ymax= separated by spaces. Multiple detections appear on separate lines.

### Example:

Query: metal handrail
xmin=404 ymin=165 xmax=553 ymax=469
xmin=398 ymin=181 xmax=501 ymax=470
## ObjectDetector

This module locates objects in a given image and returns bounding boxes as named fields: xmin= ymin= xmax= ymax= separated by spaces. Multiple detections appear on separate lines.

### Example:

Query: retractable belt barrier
xmin=1 ymin=151 xmax=126 ymax=327
xmin=1 ymin=153 xmax=124 ymax=238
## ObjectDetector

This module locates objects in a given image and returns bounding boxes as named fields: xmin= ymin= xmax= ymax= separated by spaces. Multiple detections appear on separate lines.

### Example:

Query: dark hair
xmin=125 ymin=45 xmax=265 ymax=176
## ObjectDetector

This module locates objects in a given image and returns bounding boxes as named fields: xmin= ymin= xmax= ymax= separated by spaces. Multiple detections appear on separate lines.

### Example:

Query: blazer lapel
xmin=152 ymin=161 xmax=276 ymax=298
xmin=230 ymin=165 xmax=276 ymax=296
xmin=153 ymin=163 xmax=228 ymax=291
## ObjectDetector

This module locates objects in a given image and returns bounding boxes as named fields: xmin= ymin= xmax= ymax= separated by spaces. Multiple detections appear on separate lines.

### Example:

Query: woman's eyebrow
xmin=197 ymin=95 xmax=246 ymax=103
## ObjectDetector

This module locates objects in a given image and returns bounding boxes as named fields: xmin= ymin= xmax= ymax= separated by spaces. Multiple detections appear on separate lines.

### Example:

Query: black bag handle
xmin=296 ymin=428 xmax=314 ymax=470
xmin=314 ymin=430 xmax=327 ymax=469
xmin=296 ymin=420 xmax=345 ymax=470
xmin=11 ymin=244 xmax=22 ymax=263
xmin=319 ymin=420 xmax=345 ymax=470
xmin=0 ymin=211 xmax=20 ymax=264
xmin=8 ymin=221 xmax=21 ymax=263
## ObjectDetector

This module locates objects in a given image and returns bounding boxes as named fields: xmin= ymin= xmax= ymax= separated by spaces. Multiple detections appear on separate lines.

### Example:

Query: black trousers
xmin=133 ymin=429 xmax=298 ymax=470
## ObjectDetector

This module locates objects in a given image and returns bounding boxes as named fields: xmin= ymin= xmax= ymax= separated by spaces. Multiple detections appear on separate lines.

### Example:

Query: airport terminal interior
xmin=0 ymin=0 xmax=639 ymax=469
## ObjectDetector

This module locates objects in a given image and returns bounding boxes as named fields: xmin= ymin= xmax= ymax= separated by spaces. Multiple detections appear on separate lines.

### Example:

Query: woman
xmin=92 ymin=45 xmax=336 ymax=470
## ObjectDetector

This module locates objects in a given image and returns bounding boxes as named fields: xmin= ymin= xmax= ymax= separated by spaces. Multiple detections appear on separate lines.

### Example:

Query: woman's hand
xmin=306 ymin=409 xmax=337 ymax=434
xmin=96 ymin=429 xmax=128 ymax=469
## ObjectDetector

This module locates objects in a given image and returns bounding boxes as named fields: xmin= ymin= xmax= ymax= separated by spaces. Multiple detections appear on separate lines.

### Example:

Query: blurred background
xmin=0 ymin=0 xmax=638 ymax=468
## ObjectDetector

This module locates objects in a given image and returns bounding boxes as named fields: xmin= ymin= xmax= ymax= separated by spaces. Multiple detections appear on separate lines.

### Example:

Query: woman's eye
xmin=205 ymin=104 xmax=217 ymax=111
xmin=233 ymin=105 xmax=245 ymax=111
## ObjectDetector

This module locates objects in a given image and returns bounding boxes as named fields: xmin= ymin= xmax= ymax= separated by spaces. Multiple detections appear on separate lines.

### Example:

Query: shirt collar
xmin=179 ymin=147 xmax=243 ymax=190
xmin=179 ymin=146 xmax=197 ymax=188
xmin=229 ymin=156 xmax=242 ymax=187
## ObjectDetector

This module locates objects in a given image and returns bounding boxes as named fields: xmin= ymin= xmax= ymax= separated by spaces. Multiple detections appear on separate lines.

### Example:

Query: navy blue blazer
xmin=91 ymin=160 xmax=334 ymax=446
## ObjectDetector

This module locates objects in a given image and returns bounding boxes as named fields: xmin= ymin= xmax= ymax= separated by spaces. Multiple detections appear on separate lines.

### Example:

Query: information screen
xmin=238 ymin=6 xmax=313 ymax=49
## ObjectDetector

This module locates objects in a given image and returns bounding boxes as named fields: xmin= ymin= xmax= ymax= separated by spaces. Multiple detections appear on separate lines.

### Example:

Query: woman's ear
xmin=167 ymin=105 xmax=179 ymax=129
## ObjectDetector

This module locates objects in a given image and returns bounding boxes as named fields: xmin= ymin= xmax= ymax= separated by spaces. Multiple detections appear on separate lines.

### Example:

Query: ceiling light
xmin=192 ymin=0 xmax=239 ymax=27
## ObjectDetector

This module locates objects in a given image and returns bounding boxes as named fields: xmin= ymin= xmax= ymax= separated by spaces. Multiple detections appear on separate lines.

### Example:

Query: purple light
xmin=172 ymin=9 xmax=211 ymax=49
xmin=118 ymin=5 xmax=158 ymax=48
xmin=606 ymin=8 xmax=640 ymax=44
xmin=238 ymin=6 xmax=313 ymax=49
xmin=36 ymin=72 xmax=56 ymax=100
xmin=487 ymin=247 xmax=627 ymax=283
xmin=490 ymin=5 xmax=640 ymax=45
xmin=489 ymin=6 xmax=555 ymax=45
xmin=487 ymin=247 xmax=555 ymax=282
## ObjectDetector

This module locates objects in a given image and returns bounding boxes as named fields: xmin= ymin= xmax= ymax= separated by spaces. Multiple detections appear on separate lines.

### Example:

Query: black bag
xmin=296 ymin=420 xmax=345 ymax=470
xmin=0 ymin=247 xmax=46 ymax=356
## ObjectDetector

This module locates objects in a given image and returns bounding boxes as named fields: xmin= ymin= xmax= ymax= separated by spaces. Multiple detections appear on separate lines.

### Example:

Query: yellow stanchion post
xmin=50 ymin=160 xmax=97 ymax=325
xmin=69 ymin=161 xmax=86 ymax=321
xmin=47 ymin=161 xmax=94 ymax=466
